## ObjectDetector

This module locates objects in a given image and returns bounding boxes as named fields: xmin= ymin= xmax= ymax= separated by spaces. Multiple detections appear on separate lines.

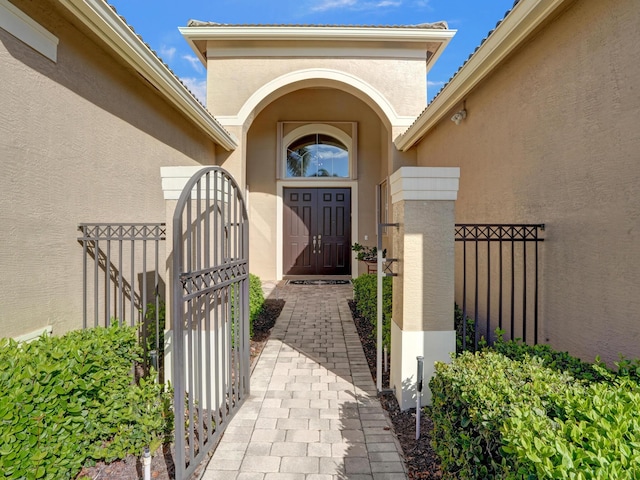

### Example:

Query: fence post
xmin=389 ymin=166 xmax=460 ymax=410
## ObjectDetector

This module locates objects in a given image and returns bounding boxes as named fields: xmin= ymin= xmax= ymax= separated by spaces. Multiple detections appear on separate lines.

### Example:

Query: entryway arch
xmin=218 ymin=68 xmax=412 ymax=131
xmin=245 ymin=85 xmax=390 ymax=281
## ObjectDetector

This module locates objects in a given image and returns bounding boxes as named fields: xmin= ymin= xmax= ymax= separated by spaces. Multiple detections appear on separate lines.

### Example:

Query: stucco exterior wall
xmin=413 ymin=0 xmax=640 ymax=364
xmin=207 ymin=57 xmax=426 ymax=119
xmin=1 ymin=1 xmax=219 ymax=338
xmin=245 ymin=88 xmax=386 ymax=280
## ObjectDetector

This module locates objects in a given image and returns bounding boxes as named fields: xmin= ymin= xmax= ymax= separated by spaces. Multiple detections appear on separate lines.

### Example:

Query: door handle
xmin=317 ymin=235 xmax=322 ymax=254
xmin=312 ymin=235 xmax=317 ymax=254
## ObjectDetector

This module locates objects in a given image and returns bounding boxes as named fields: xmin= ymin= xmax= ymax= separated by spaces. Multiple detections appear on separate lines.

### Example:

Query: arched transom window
xmin=280 ymin=123 xmax=355 ymax=180
xmin=286 ymin=134 xmax=348 ymax=178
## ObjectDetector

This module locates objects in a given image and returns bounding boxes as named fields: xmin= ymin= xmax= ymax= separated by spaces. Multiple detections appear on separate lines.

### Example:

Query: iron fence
xmin=455 ymin=224 xmax=545 ymax=350
xmin=77 ymin=223 xmax=166 ymax=371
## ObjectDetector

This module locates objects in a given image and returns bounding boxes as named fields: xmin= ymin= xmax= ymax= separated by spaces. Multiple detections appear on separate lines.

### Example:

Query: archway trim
xmin=215 ymin=68 xmax=416 ymax=128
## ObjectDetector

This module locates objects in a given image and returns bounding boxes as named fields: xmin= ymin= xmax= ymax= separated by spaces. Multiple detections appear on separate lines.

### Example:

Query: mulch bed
xmin=349 ymin=300 xmax=443 ymax=480
xmin=76 ymin=299 xmax=285 ymax=480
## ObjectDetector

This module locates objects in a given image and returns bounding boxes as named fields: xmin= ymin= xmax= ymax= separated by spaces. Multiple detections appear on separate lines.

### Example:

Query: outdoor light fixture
xmin=451 ymin=109 xmax=467 ymax=125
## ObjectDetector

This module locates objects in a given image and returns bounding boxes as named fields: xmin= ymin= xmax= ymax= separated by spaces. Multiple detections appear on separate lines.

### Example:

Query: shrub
xmin=430 ymin=351 xmax=640 ymax=478
xmin=352 ymin=274 xmax=392 ymax=352
xmin=454 ymin=303 xmax=476 ymax=354
xmin=143 ymin=299 xmax=165 ymax=356
xmin=249 ymin=273 xmax=264 ymax=337
xmin=230 ymin=273 xmax=264 ymax=339
xmin=490 ymin=333 xmax=640 ymax=384
xmin=0 ymin=326 xmax=171 ymax=479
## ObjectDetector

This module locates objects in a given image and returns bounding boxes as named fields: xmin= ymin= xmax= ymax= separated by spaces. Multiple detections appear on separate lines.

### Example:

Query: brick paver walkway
xmin=201 ymin=282 xmax=407 ymax=480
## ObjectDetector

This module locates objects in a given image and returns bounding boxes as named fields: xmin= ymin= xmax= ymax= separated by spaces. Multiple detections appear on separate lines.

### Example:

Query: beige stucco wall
xmin=412 ymin=0 xmax=640 ymax=364
xmin=245 ymin=88 xmax=387 ymax=280
xmin=207 ymin=56 xmax=427 ymax=119
xmin=1 ymin=1 xmax=220 ymax=338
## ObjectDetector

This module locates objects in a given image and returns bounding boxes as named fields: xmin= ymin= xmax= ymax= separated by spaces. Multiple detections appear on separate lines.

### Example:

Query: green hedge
xmin=492 ymin=334 xmax=640 ymax=384
xmin=249 ymin=273 xmax=265 ymax=337
xmin=352 ymin=274 xmax=392 ymax=352
xmin=230 ymin=273 xmax=264 ymax=339
xmin=430 ymin=351 xmax=640 ymax=479
xmin=0 ymin=326 xmax=171 ymax=479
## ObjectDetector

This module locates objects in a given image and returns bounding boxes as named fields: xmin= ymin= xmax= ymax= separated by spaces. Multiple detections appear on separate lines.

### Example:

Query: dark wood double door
xmin=283 ymin=188 xmax=351 ymax=276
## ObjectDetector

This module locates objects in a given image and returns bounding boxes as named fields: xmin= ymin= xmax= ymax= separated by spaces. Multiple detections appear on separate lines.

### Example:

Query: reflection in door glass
xmin=286 ymin=134 xmax=349 ymax=178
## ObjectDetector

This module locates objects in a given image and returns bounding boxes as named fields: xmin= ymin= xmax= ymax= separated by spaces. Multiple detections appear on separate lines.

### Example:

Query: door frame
xmin=277 ymin=179 xmax=358 ymax=280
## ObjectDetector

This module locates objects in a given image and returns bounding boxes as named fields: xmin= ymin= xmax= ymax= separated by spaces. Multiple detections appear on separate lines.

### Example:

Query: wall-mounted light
xmin=451 ymin=109 xmax=467 ymax=125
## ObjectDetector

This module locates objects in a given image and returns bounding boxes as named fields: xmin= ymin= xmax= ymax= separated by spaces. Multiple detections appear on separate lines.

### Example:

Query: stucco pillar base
xmin=390 ymin=322 xmax=455 ymax=410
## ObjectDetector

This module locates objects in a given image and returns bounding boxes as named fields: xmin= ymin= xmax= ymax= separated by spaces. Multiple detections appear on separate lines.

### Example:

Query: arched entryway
xmin=245 ymin=85 xmax=388 ymax=280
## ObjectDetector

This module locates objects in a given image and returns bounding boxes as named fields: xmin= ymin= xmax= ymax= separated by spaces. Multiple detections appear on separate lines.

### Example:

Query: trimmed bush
xmin=430 ymin=351 xmax=640 ymax=479
xmin=0 ymin=326 xmax=171 ymax=479
xmin=454 ymin=303 xmax=476 ymax=354
xmin=491 ymin=333 xmax=640 ymax=384
xmin=249 ymin=273 xmax=265 ymax=337
xmin=352 ymin=274 xmax=392 ymax=352
xmin=230 ymin=273 xmax=264 ymax=339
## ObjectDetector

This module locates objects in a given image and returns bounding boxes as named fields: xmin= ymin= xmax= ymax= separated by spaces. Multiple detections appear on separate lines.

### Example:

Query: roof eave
xmin=179 ymin=24 xmax=456 ymax=67
xmin=395 ymin=0 xmax=573 ymax=152
xmin=180 ymin=25 xmax=456 ymax=43
xmin=57 ymin=0 xmax=237 ymax=151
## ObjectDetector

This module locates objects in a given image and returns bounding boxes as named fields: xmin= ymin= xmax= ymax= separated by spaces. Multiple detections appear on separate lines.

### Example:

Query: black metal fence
xmin=455 ymin=224 xmax=545 ymax=350
xmin=77 ymin=223 xmax=166 ymax=370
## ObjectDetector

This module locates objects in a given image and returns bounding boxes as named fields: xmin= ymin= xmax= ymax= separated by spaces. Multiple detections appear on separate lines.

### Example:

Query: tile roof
xmin=397 ymin=1 xmax=521 ymax=136
xmin=106 ymin=3 xmax=233 ymax=139
xmin=427 ymin=0 xmax=521 ymax=106
xmin=186 ymin=20 xmax=450 ymax=30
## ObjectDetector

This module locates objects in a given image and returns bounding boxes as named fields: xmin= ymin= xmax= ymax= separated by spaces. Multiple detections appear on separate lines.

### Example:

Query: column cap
xmin=160 ymin=167 xmax=203 ymax=200
xmin=390 ymin=166 xmax=460 ymax=203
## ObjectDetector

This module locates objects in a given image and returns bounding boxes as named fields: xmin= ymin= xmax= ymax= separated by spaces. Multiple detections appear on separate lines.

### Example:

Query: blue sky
xmin=107 ymin=0 xmax=514 ymax=104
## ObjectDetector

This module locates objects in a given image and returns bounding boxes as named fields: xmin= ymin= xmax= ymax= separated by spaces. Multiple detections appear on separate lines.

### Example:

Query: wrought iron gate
xmin=172 ymin=167 xmax=250 ymax=479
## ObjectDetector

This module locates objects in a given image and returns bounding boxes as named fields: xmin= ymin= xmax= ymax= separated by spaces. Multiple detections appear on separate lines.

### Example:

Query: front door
xmin=283 ymin=188 xmax=351 ymax=275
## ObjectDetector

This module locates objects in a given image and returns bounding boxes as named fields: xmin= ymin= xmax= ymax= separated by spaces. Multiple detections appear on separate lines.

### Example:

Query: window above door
xmin=278 ymin=122 xmax=357 ymax=180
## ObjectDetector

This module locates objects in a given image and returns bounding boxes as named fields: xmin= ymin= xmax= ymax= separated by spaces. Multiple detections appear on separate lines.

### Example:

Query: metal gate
xmin=172 ymin=167 xmax=250 ymax=479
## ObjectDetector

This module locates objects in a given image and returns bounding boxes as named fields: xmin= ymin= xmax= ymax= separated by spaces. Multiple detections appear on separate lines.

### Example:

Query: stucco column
xmin=389 ymin=166 xmax=460 ymax=410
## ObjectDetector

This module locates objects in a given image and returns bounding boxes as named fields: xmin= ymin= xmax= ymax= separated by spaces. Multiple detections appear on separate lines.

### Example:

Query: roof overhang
xmin=180 ymin=24 xmax=455 ymax=73
xmin=395 ymin=0 xmax=574 ymax=151
xmin=56 ymin=0 xmax=237 ymax=151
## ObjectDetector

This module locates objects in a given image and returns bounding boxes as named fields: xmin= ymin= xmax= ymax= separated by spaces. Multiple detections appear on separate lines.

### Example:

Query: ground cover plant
xmin=0 ymin=325 xmax=171 ymax=480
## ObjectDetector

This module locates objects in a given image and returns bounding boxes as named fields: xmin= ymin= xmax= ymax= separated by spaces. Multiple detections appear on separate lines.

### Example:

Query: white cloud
xmin=311 ymin=0 xmax=400 ymax=12
xmin=311 ymin=0 xmax=356 ymax=12
xmin=181 ymin=77 xmax=207 ymax=105
xmin=182 ymin=54 xmax=204 ymax=74
xmin=159 ymin=45 xmax=176 ymax=61
xmin=427 ymin=80 xmax=446 ymax=88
